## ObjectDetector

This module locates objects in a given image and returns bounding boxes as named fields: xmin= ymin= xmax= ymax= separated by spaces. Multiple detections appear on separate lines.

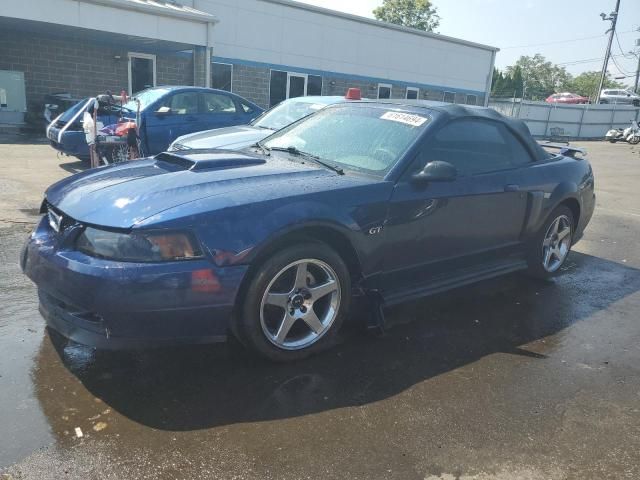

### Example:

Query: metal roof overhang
xmin=2 ymin=0 xmax=217 ymax=47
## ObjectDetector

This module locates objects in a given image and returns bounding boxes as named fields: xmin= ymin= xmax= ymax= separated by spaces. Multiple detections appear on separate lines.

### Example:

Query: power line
xmin=556 ymin=53 xmax=629 ymax=66
xmin=615 ymin=32 xmax=635 ymax=59
xmin=611 ymin=54 xmax=633 ymax=75
xmin=501 ymin=29 xmax=635 ymax=50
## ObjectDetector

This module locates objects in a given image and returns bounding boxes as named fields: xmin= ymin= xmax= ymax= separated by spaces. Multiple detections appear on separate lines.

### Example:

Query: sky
xmin=297 ymin=0 xmax=640 ymax=82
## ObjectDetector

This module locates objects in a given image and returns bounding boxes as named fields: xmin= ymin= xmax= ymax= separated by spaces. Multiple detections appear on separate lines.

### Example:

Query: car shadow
xmin=58 ymin=158 xmax=88 ymax=174
xmin=31 ymin=251 xmax=640 ymax=433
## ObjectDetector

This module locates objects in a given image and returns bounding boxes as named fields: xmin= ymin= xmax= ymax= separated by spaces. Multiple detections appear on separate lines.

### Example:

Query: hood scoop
xmin=155 ymin=150 xmax=266 ymax=171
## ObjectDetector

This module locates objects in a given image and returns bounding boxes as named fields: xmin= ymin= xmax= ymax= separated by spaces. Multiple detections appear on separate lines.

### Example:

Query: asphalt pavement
xmin=0 ymin=138 xmax=639 ymax=479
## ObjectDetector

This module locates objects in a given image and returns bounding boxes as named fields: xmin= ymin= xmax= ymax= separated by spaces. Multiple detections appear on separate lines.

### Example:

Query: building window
xmin=307 ymin=75 xmax=322 ymax=96
xmin=406 ymin=87 xmax=419 ymax=100
xmin=378 ymin=83 xmax=392 ymax=99
xmin=269 ymin=70 xmax=323 ymax=107
xmin=212 ymin=63 xmax=232 ymax=92
xmin=443 ymin=91 xmax=456 ymax=103
xmin=466 ymin=94 xmax=477 ymax=105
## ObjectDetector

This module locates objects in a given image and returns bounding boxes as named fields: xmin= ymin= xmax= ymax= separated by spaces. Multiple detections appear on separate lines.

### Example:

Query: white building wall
xmin=193 ymin=0 xmax=496 ymax=95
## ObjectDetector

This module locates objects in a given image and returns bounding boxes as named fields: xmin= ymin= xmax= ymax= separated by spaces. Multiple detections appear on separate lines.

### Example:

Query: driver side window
xmin=413 ymin=119 xmax=533 ymax=177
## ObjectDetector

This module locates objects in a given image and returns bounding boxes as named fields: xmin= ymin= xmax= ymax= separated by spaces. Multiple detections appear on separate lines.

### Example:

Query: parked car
xmin=169 ymin=91 xmax=361 ymax=151
xmin=545 ymin=92 xmax=589 ymax=104
xmin=46 ymin=87 xmax=263 ymax=161
xmin=599 ymin=89 xmax=640 ymax=106
xmin=22 ymin=101 xmax=595 ymax=361
xmin=121 ymin=86 xmax=263 ymax=154
xmin=46 ymin=98 xmax=123 ymax=161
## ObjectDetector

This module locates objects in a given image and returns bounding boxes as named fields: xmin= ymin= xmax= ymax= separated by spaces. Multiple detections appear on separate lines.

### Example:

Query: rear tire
xmin=526 ymin=205 xmax=574 ymax=279
xmin=235 ymin=242 xmax=351 ymax=362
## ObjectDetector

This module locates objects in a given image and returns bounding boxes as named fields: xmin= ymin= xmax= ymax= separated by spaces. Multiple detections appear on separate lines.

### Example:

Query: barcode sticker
xmin=380 ymin=111 xmax=428 ymax=127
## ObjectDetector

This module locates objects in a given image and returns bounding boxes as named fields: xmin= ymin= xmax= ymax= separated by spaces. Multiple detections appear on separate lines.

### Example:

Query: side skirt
xmin=381 ymin=258 xmax=528 ymax=307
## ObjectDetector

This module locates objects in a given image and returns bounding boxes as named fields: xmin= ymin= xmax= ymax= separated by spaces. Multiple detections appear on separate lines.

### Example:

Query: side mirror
xmin=411 ymin=161 xmax=457 ymax=184
xmin=155 ymin=106 xmax=171 ymax=115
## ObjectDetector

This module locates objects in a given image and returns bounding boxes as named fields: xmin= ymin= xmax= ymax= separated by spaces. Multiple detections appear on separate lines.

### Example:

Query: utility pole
xmin=596 ymin=0 xmax=621 ymax=103
xmin=635 ymin=55 xmax=640 ymax=93
xmin=634 ymin=38 xmax=640 ymax=93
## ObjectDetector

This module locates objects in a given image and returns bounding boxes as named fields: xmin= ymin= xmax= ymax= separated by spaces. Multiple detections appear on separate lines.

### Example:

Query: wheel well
xmin=560 ymin=198 xmax=580 ymax=229
xmin=249 ymin=227 xmax=363 ymax=282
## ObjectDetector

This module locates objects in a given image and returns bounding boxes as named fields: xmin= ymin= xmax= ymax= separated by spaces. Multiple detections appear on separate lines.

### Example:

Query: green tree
xmin=506 ymin=54 xmax=571 ymax=100
xmin=373 ymin=0 xmax=440 ymax=32
xmin=491 ymin=67 xmax=523 ymax=98
xmin=565 ymin=71 xmax=626 ymax=100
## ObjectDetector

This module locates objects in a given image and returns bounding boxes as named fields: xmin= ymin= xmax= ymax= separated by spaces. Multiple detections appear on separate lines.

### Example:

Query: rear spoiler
xmin=538 ymin=141 xmax=586 ymax=158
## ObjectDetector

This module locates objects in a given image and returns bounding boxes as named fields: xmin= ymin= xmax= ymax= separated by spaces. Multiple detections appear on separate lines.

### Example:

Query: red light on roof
xmin=345 ymin=88 xmax=361 ymax=100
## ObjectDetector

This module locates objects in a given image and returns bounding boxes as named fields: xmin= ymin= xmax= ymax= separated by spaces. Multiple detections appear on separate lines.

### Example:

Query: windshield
xmin=262 ymin=105 xmax=430 ymax=176
xmin=123 ymin=88 xmax=170 ymax=112
xmin=253 ymin=98 xmax=333 ymax=131
xmin=58 ymin=98 xmax=90 ymax=123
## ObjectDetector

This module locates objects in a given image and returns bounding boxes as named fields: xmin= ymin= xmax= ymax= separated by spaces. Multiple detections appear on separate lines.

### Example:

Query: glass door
xmin=128 ymin=53 xmax=156 ymax=95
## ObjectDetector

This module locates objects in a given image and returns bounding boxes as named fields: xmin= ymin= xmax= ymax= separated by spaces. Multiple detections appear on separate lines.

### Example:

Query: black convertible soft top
xmin=364 ymin=100 xmax=551 ymax=162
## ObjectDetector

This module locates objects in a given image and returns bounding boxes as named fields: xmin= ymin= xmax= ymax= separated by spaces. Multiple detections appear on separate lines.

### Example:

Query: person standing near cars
xmin=82 ymin=98 xmax=100 ymax=168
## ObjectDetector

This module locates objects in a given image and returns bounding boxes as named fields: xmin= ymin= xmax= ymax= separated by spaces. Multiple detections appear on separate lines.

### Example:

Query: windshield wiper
xmin=254 ymin=142 xmax=271 ymax=156
xmin=268 ymin=146 xmax=344 ymax=175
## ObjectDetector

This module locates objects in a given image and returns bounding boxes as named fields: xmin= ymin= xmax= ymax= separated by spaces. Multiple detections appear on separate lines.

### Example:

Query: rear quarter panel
xmin=520 ymin=155 xmax=595 ymax=238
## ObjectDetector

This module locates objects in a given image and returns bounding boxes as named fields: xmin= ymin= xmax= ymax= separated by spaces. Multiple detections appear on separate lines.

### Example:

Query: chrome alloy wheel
xmin=542 ymin=215 xmax=572 ymax=273
xmin=260 ymin=259 xmax=341 ymax=350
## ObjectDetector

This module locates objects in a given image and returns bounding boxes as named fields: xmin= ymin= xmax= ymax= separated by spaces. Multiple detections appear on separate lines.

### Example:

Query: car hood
xmin=45 ymin=150 xmax=336 ymax=229
xmin=172 ymin=125 xmax=274 ymax=150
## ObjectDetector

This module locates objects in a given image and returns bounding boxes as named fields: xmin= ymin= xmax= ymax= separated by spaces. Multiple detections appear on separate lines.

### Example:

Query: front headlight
xmin=76 ymin=227 xmax=202 ymax=262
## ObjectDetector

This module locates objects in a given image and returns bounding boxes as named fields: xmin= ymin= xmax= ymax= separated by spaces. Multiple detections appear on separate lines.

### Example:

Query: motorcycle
xmin=605 ymin=120 xmax=640 ymax=145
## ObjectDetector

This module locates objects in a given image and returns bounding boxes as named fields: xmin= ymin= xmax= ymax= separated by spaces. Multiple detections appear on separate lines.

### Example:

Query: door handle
xmin=504 ymin=184 xmax=520 ymax=192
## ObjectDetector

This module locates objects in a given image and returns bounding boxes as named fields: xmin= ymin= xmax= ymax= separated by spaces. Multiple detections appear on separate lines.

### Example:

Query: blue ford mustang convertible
xmin=22 ymin=101 xmax=595 ymax=361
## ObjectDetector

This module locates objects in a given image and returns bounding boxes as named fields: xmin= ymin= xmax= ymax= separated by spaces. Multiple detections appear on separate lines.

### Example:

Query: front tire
xmin=526 ymin=205 xmax=574 ymax=279
xmin=236 ymin=242 xmax=351 ymax=361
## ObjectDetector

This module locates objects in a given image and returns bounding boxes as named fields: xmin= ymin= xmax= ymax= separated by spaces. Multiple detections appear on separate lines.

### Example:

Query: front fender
xmin=204 ymin=197 xmax=386 ymax=267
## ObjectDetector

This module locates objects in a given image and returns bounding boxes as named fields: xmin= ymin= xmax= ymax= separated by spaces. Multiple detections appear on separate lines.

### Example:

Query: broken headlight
xmin=76 ymin=227 xmax=202 ymax=262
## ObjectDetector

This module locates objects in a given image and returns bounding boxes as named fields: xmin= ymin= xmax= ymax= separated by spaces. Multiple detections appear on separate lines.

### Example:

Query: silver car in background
xmin=599 ymin=89 xmax=640 ymax=106
xmin=168 ymin=94 xmax=358 ymax=151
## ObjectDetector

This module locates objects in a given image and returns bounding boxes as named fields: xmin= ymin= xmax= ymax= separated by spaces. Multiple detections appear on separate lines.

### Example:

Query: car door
xmin=378 ymin=118 xmax=532 ymax=291
xmin=144 ymin=90 xmax=200 ymax=153
xmin=198 ymin=91 xmax=243 ymax=131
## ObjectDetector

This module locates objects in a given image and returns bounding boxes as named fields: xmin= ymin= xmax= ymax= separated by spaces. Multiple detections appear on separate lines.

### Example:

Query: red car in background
xmin=546 ymin=92 xmax=590 ymax=104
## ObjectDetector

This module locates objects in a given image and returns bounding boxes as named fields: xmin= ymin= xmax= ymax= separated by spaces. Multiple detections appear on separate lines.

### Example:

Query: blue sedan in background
xmin=168 ymin=94 xmax=358 ymax=151
xmin=46 ymin=86 xmax=263 ymax=160
xmin=23 ymin=101 xmax=595 ymax=361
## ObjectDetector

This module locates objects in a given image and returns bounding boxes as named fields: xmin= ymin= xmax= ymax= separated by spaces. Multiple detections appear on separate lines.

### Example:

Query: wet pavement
xmin=1 ymin=140 xmax=639 ymax=479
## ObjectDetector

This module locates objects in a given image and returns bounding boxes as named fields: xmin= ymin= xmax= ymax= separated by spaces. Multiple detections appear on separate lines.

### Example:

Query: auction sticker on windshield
xmin=380 ymin=111 xmax=428 ymax=127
